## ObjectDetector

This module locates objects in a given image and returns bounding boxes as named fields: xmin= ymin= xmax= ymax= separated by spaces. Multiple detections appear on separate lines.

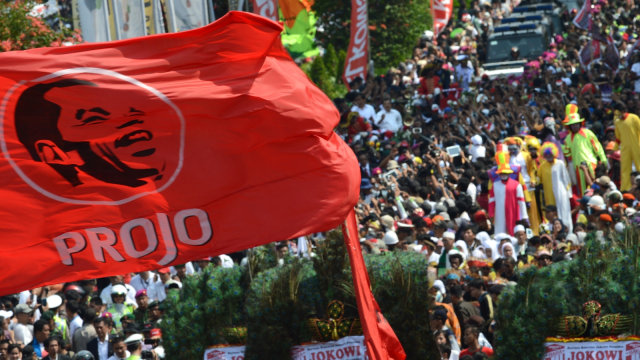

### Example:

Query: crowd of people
xmin=3 ymin=0 xmax=640 ymax=359
xmin=338 ymin=0 xmax=640 ymax=358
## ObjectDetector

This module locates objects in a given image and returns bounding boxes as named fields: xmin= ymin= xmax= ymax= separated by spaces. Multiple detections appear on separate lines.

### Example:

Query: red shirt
xmin=460 ymin=346 xmax=494 ymax=357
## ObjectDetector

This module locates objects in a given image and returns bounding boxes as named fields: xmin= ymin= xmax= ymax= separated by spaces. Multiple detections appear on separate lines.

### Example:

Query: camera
xmin=141 ymin=350 xmax=154 ymax=359
xmin=412 ymin=127 xmax=422 ymax=134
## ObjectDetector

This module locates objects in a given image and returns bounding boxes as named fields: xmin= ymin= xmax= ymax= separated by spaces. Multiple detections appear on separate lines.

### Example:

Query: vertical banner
xmin=342 ymin=0 xmax=368 ymax=86
xmin=76 ymin=0 xmax=112 ymax=42
xmin=430 ymin=0 xmax=452 ymax=37
xmin=251 ymin=0 xmax=278 ymax=21
xmin=166 ymin=0 xmax=209 ymax=32
xmin=144 ymin=0 xmax=156 ymax=35
xmin=113 ymin=0 xmax=147 ymax=39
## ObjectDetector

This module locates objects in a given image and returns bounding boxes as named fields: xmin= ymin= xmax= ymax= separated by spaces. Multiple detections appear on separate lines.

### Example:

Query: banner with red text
xmin=0 ymin=11 xmax=359 ymax=296
xmin=342 ymin=0 xmax=368 ymax=86
xmin=251 ymin=0 xmax=278 ymax=21
xmin=544 ymin=340 xmax=640 ymax=360
xmin=431 ymin=0 xmax=453 ymax=37
xmin=204 ymin=336 xmax=369 ymax=360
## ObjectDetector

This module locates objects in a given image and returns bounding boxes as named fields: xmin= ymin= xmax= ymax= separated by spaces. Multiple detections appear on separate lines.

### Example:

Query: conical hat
xmin=495 ymin=151 xmax=513 ymax=174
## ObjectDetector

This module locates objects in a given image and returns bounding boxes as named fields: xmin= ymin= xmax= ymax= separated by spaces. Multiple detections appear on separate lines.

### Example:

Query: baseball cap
xmin=14 ymin=304 xmax=33 ymax=314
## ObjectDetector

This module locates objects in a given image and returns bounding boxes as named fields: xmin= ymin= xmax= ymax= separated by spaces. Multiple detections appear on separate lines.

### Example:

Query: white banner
xmin=112 ymin=0 xmax=147 ymax=39
xmin=204 ymin=336 xmax=369 ymax=360
xmin=166 ymin=0 xmax=209 ymax=32
xmin=77 ymin=0 xmax=112 ymax=42
xmin=544 ymin=340 xmax=640 ymax=360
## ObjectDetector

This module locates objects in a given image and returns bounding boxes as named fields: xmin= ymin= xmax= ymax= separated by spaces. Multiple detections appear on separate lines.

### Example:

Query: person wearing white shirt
xmin=12 ymin=304 xmax=34 ymax=346
xmin=129 ymin=271 xmax=154 ymax=293
xmin=107 ymin=335 xmax=130 ymax=360
xmin=66 ymin=301 xmax=83 ymax=344
xmin=374 ymin=99 xmax=403 ymax=133
xmin=454 ymin=55 xmax=474 ymax=91
xmin=100 ymin=276 xmax=137 ymax=306
xmin=145 ymin=271 xmax=168 ymax=303
xmin=350 ymin=93 xmax=376 ymax=124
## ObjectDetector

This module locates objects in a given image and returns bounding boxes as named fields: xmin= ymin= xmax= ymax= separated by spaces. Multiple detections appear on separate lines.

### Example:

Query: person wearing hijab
xmin=500 ymin=242 xmax=518 ymax=261
xmin=469 ymin=134 xmax=486 ymax=163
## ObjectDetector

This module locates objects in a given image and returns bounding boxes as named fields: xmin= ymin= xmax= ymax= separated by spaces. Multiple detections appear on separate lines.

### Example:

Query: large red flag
xmin=0 ymin=11 xmax=359 ymax=295
xmin=343 ymin=210 xmax=406 ymax=360
xmin=343 ymin=0 xmax=369 ymax=86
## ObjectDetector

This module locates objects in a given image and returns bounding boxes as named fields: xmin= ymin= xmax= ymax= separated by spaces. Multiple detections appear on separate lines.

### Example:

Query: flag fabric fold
xmin=0 ymin=11 xmax=359 ymax=295
xmin=343 ymin=210 xmax=407 ymax=360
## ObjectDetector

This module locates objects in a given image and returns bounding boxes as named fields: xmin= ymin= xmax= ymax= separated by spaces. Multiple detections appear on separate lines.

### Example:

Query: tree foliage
xmin=494 ymin=229 xmax=640 ymax=359
xmin=313 ymin=0 xmax=431 ymax=74
xmin=303 ymin=44 xmax=348 ymax=100
xmin=0 ymin=0 xmax=82 ymax=52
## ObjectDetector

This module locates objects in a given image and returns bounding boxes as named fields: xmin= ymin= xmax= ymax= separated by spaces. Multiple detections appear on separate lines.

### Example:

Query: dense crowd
xmin=338 ymin=0 xmax=640 ymax=358
xmin=3 ymin=0 xmax=640 ymax=360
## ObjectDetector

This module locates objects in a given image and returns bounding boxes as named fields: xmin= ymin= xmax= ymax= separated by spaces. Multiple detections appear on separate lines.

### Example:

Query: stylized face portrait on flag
xmin=0 ymin=12 xmax=360 ymax=294
xmin=6 ymin=70 xmax=184 ymax=203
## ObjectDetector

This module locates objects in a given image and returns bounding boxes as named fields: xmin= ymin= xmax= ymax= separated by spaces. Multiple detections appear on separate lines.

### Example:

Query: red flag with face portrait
xmin=0 ymin=11 xmax=360 ymax=294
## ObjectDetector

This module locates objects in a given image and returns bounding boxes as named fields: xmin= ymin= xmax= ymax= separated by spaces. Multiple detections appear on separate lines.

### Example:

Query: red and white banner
xmin=572 ymin=0 xmax=592 ymax=30
xmin=204 ymin=336 xmax=369 ymax=360
xmin=544 ymin=340 xmax=640 ymax=360
xmin=0 ymin=11 xmax=359 ymax=296
xmin=251 ymin=0 xmax=278 ymax=21
xmin=431 ymin=0 xmax=453 ymax=37
xmin=342 ymin=0 xmax=369 ymax=86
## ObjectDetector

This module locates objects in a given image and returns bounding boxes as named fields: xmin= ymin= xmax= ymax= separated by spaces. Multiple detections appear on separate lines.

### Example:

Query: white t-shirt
xmin=351 ymin=104 xmax=376 ymax=123
xmin=13 ymin=323 xmax=33 ymax=345
xmin=374 ymin=108 xmax=403 ymax=133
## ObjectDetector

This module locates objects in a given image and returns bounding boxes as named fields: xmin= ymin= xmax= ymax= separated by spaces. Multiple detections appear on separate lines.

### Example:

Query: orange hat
xmin=495 ymin=151 xmax=513 ymax=174
xmin=599 ymin=214 xmax=613 ymax=223
xmin=623 ymin=193 xmax=635 ymax=201
xmin=605 ymin=142 xmax=616 ymax=151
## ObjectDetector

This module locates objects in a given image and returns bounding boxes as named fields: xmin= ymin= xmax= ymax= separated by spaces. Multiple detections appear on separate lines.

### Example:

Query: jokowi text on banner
xmin=431 ymin=0 xmax=453 ymax=37
xmin=343 ymin=0 xmax=368 ymax=86
xmin=251 ymin=0 xmax=279 ymax=21
xmin=0 ymin=11 xmax=359 ymax=296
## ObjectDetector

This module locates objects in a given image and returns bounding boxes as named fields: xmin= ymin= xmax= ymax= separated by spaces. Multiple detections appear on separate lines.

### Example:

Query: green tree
xmin=0 ymin=1 xmax=82 ymax=52
xmin=314 ymin=0 xmax=431 ymax=74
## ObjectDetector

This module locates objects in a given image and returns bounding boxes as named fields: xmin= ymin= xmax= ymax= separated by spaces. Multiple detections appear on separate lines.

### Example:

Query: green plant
xmin=0 ymin=0 xmax=82 ymax=51
xmin=244 ymin=260 xmax=322 ymax=360
xmin=161 ymin=265 xmax=248 ymax=359
xmin=366 ymin=251 xmax=440 ymax=360
xmin=494 ymin=231 xmax=640 ymax=359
